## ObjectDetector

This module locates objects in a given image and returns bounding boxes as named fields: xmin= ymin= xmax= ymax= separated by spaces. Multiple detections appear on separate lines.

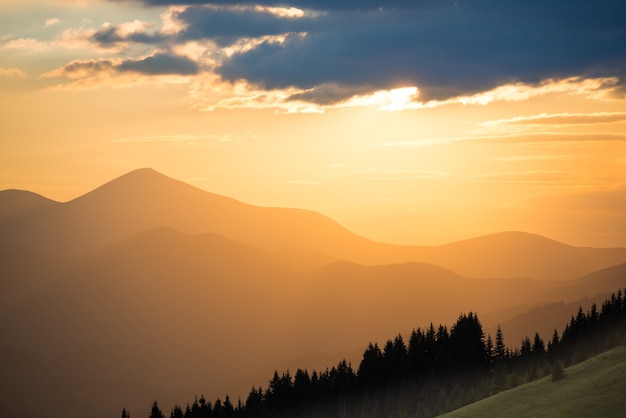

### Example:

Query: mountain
xmin=0 ymin=227 xmax=303 ymax=418
xmin=2 ymin=227 xmax=603 ymax=418
xmin=484 ymin=263 xmax=626 ymax=346
xmin=2 ymin=168 xmax=626 ymax=279
xmin=2 ymin=168 xmax=626 ymax=417
xmin=0 ymin=225 xmax=572 ymax=418
xmin=301 ymin=261 xmax=561 ymax=348
xmin=0 ymin=168 xmax=387 ymax=267
xmin=0 ymin=189 xmax=58 ymax=221
xmin=427 ymin=231 xmax=626 ymax=281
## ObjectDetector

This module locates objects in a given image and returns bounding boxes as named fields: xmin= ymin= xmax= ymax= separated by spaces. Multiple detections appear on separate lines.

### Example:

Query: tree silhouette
xmin=449 ymin=312 xmax=486 ymax=370
xmin=149 ymin=401 xmax=165 ymax=418
xmin=127 ymin=287 xmax=626 ymax=418
xmin=495 ymin=325 xmax=506 ymax=360
xmin=169 ymin=405 xmax=183 ymax=418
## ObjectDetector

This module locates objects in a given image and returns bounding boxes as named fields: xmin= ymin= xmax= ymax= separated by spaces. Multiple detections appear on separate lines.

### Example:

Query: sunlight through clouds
xmin=1 ymin=0 xmax=625 ymax=251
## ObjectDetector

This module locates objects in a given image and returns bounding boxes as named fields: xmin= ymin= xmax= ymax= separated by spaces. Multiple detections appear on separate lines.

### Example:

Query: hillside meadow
xmin=440 ymin=345 xmax=626 ymax=418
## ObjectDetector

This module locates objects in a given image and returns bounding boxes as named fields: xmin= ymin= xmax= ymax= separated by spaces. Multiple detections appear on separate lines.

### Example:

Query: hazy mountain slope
xmin=427 ymin=231 xmax=626 ymax=281
xmin=2 ymin=168 xmax=626 ymax=280
xmin=0 ymin=227 xmax=305 ymax=418
xmin=0 ymin=242 xmax=67 ymax=303
xmin=1 ymin=223 xmax=624 ymax=417
xmin=0 ymin=168 xmax=400 ymax=267
xmin=301 ymin=261 xmax=562 ymax=351
xmin=0 ymin=229 xmax=573 ymax=418
xmin=483 ymin=264 xmax=626 ymax=345
xmin=440 ymin=345 xmax=626 ymax=418
xmin=556 ymin=262 xmax=626 ymax=299
xmin=0 ymin=189 xmax=58 ymax=221
xmin=487 ymin=295 xmax=611 ymax=350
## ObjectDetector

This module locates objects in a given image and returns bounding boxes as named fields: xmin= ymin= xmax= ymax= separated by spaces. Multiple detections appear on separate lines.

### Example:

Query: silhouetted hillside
xmin=0 ymin=189 xmax=58 ymax=221
xmin=0 ymin=227 xmax=302 ymax=418
xmin=2 ymin=169 xmax=626 ymax=417
xmin=482 ymin=263 xmax=626 ymax=343
xmin=0 ymin=169 xmax=358 ymax=266
xmin=2 ymin=169 xmax=625 ymax=279
xmin=441 ymin=345 xmax=626 ymax=418
xmin=303 ymin=261 xmax=561 ymax=349
xmin=427 ymin=231 xmax=626 ymax=280
xmin=131 ymin=288 xmax=626 ymax=418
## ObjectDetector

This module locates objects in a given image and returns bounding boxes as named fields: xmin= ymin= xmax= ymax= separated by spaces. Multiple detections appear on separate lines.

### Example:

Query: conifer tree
xmin=169 ymin=405 xmax=183 ymax=418
xmin=532 ymin=333 xmax=545 ymax=356
xmin=149 ymin=401 xmax=165 ymax=418
xmin=486 ymin=334 xmax=494 ymax=363
xmin=495 ymin=325 xmax=506 ymax=360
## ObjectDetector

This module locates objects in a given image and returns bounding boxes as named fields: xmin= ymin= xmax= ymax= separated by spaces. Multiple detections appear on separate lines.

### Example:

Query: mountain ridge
xmin=2 ymin=216 xmax=625 ymax=417
xmin=2 ymin=168 xmax=626 ymax=280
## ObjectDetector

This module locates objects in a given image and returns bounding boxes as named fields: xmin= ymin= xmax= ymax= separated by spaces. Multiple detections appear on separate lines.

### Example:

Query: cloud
xmin=189 ymin=73 xmax=324 ymax=113
xmin=40 ymin=52 xmax=199 ymax=89
xmin=469 ymin=170 xmax=578 ymax=184
xmin=90 ymin=20 xmax=168 ymax=48
xmin=140 ymin=0 xmax=626 ymax=101
xmin=480 ymin=112 xmax=626 ymax=127
xmin=136 ymin=0 xmax=425 ymax=11
xmin=118 ymin=52 xmax=198 ymax=75
xmin=46 ymin=52 xmax=198 ymax=77
xmin=175 ymin=5 xmax=312 ymax=46
xmin=20 ymin=1 xmax=626 ymax=110
xmin=0 ymin=67 xmax=27 ymax=78
xmin=373 ymin=132 xmax=626 ymax=148
xmin=42 ymin=58 xmax=119 ymax=79
xmin=494 ymin=155 xmax=574 ymax=162
xmin=45 ymin=17 xmax=61 ymax=28
xmin=0 ymin=37 xmax=53 ymax=51
xmin=0 ymin=27 xmax=124 ymax=53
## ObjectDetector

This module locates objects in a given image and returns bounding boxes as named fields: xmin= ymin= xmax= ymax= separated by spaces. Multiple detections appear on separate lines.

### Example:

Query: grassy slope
xmin=439 ymin=345 xmax=626 ymax=418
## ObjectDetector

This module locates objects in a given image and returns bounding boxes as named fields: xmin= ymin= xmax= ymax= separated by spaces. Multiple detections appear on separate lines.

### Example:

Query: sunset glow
xmin=2 ymin=0 xmax=625 ymax=247
xmin=2 ymin=2 xmax=626 ymax=417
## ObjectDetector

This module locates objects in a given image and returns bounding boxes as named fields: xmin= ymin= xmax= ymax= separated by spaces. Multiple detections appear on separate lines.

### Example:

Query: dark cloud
xmin=91 ymin=25 xmax=167 ymax=47
xmin=176 ymin=5 xmax=313 ymax=46
xmin=138 ymin=0 xmax=442 ymax=11
xmin=60 ymin=59 xmax=117 ymax=74
xmin=118 ymin=53 xmax=199 ymax=75
xmin=53 ymin=53 xmax=199 ymax=77
xmin=214 ymin=0 xmax=626 ymax=100
xmin=110 ymin=0 xmax=626 ymax=101
xmin=287 ymin=83 xmax=375 ymax=105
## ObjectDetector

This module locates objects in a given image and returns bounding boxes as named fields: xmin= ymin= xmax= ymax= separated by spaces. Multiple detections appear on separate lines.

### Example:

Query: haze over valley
xmin=2 ymin=0 xmax=625 ymax=416
xmin=2 ymin=169 xmax=625 ymax=417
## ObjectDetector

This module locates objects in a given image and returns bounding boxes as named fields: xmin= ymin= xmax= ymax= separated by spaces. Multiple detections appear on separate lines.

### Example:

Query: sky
xmin=1 ymin=0 xmax=626 ymax=247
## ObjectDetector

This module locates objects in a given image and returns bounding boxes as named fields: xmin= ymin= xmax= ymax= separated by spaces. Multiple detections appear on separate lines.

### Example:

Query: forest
xmin=123 ymin=287 xmax=626 ymax=418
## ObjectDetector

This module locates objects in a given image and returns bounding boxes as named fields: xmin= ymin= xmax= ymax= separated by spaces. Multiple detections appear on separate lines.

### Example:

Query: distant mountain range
xmin=1 ymin=168 xmax=625 ymax=418
xmin=2 ymin=168 xmax=625 ymax=279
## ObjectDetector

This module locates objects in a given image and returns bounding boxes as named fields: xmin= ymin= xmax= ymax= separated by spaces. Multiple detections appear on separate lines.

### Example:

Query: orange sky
xmin=1 ymin=0 xmax=625 ymax=247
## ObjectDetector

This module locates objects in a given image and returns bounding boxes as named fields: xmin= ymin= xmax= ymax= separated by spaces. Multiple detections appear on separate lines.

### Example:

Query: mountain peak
xmin=0 ymin=189 xmax=58 ymax=221
xmin=70 ymin=167 xmax=208 ymax=205
xmin=442 ymin=230 xmax=572 ymax=250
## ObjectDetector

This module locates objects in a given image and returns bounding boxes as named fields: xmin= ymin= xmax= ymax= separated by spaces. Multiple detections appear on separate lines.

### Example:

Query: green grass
xmin=439 ymin=345 xmax=626 ymax=418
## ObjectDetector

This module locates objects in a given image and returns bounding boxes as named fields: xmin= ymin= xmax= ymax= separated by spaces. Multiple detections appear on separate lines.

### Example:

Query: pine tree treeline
xmin=125 ymin=287 xmax=626 ymax=418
